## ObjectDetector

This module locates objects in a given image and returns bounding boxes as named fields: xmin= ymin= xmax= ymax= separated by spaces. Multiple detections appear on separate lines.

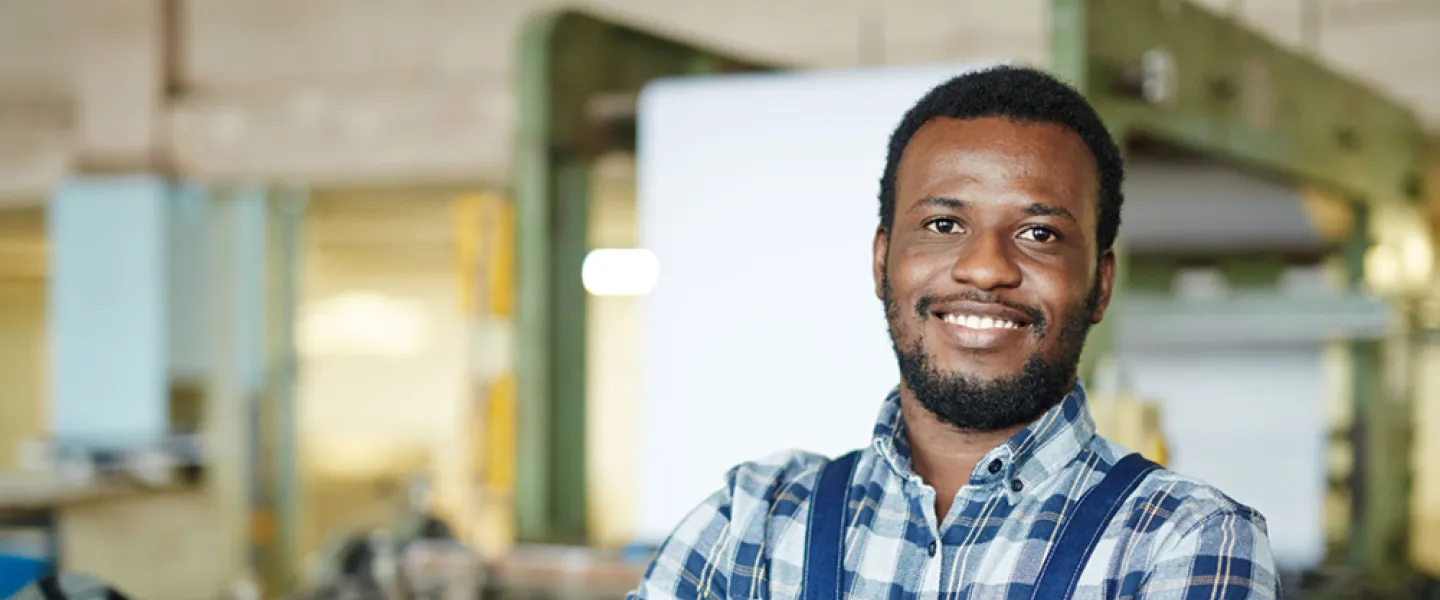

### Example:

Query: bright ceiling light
xmin=583 ymin=249 xmax=659 ymax=296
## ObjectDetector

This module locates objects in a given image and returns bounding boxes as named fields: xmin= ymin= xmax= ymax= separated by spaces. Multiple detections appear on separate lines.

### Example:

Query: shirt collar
xmin=870 ymin=381 xmax=1097 ymax=494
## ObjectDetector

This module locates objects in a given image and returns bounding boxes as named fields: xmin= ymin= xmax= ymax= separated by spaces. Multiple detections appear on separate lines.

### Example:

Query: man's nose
xmin=949 ymin=232 xmax=1022 ymax=290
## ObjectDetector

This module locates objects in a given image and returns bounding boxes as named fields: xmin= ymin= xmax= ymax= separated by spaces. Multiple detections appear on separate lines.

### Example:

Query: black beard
xmin=883 ymin=270 xmax=1098 ymax=432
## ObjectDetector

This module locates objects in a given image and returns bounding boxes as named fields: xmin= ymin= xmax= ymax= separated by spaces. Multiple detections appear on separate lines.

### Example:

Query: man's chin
xmin=926 ymin=355 xmax=1030 ymax=386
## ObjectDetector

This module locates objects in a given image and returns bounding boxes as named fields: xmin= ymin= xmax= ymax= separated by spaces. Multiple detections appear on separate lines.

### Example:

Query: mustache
xmin=915 ymin=290 xmax=1046 ymax=330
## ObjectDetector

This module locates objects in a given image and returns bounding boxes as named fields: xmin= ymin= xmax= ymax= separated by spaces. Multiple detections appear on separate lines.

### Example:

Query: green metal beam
xmin=1065 ymin=0 xmax=1427 ymax=208
xmin=513 ymin=10 xmax=772 ymax=544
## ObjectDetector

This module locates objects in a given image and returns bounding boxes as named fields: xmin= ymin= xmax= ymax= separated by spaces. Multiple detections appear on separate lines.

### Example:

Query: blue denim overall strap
xmin=1031 ymin=452 xmax=1161 ymax=599
xmin=799 ymin=450 xmax=861 ymax=600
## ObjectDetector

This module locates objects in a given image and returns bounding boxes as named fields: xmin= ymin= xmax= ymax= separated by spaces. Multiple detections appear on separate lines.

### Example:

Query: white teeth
xmin=944 ymin=313 xmax=1021 ymax=329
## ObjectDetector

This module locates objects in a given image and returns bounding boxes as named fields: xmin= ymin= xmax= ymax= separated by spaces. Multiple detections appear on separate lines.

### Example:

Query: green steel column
xmin=1049 ymin=0 xmax=1091 ymax=94
xmin=548 ymin=160 xmax=592 ymax=542
xmin=514 ymin=12 xmax=558 ymax=542
xmin=1343 ymin=203 xmax=1412 ymax=586
xmin=514 ymin=13 xmax=607 ymax=544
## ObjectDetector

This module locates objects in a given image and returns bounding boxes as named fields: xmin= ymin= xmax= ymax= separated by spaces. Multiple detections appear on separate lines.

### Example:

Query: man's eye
xmin=926 ymin=219 xmax=961 ymax=234
xmin=1019 ymin=226 xmax=1058 ymax=243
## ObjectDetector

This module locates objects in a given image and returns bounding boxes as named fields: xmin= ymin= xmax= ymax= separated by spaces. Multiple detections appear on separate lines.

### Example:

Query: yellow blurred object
xmin=453 ymin=190 xmax=518 ymax=555
xmin=452 ymin=192 xmax=513 ymax=316
xmin=1088 ymin=394 xmax=1169 ymax=467
xmin=486 ymin=198 xmax=515 ymax=317
xmin=1301 ymin=186 xmax=1355 ymax=245
xmin=484 ymin=374 xmax=517 ymax=491
xmin=453 ymin=194 xmax=482 ymax=314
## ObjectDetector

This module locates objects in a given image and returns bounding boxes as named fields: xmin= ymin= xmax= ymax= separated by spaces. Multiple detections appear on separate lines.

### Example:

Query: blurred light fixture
xmin=582 ymin=249 xmax=659 ymax=296
xmin=298 ymin=291 xmax=428 ymax=357
xmin=1364 ymin=244 xmax=1401 ymax=295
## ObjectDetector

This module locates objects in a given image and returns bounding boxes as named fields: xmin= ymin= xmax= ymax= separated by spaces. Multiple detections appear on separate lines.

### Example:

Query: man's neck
xmin=898 ymin=391 xmax=1029 ymax=522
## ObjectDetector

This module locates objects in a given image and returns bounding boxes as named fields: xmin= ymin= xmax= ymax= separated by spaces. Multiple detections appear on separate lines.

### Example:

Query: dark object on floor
xmin=8 ymin=572 xmax=133 ymax=600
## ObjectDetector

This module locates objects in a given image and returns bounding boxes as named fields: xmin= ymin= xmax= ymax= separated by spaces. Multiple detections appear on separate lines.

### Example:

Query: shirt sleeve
xmin=1135 ymin=509 xmax=1282 ymax=599
xmin=627 ymin=484 xmax=742 ymax=600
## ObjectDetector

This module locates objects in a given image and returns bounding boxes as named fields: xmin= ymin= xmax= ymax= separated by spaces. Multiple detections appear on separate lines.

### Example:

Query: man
xmin=631 ymin=66 xmax=1279 ymax=599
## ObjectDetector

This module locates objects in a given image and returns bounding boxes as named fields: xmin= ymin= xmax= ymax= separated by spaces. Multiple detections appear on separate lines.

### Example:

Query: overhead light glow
xmin=582 ymin=249 xmax=659 ymax=296
xmin=298 ymin=292 xmax=428 ymax=357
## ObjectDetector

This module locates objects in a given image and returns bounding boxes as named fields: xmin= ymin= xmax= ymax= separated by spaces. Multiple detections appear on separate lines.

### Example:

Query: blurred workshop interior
xmin=0 ymin=0 xmax=1439 ymax=598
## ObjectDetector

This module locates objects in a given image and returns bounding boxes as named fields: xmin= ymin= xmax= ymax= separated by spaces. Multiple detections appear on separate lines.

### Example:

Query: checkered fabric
xmin=629 ymin=383 xmax=1280 ymax=599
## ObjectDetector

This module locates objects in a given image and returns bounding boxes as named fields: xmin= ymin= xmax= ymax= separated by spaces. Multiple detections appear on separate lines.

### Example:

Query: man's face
xmin=873 ymin=116 xmax=1115 ymax=432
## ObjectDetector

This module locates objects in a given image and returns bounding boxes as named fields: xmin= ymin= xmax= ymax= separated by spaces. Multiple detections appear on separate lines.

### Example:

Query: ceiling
xmin=0 ymin=0 xmax=1433 ymax=192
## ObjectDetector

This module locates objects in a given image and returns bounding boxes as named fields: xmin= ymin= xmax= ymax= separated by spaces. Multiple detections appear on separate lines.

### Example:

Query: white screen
xmin=634 ymin=62 xmax=1003 ymax=543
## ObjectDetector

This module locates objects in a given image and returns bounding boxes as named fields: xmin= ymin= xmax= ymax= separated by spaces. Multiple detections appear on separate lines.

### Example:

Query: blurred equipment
xmin=289 ymin=480 xmax=484 ymax=600
xmin=484 ymin=545 xmax=647 ymax=600
xmin=0 ymin=555 xmax=49 ymax=598
xmin=7 ymin=571 xmax=134 ymax=600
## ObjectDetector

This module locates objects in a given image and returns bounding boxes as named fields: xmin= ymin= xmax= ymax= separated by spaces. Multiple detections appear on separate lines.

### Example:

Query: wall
xmin=295 ymin=188 xmax=478 ymax=559
xmin=0 ymin=208 xmax=47 ymax=468
xmin=0 ymin=280 xmax=46 ymax=469
xmin=586 ymin=154 xmax=642 ymax=549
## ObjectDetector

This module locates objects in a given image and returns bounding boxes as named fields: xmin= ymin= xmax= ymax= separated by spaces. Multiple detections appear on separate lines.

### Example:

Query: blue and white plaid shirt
xmin=630 ymin=383 xmax=1280 ymax=599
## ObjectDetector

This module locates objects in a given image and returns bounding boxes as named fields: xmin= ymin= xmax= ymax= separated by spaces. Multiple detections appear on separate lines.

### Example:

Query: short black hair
xmin=879 ymin=65 xmax=1125 ymax=253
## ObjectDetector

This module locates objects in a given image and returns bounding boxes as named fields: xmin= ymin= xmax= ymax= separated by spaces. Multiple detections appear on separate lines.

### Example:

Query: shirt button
xmin=1011 ymin=479 xmax=1025 ymax=493
xmin=927 ymin=540 xmax=938 ymax=557
xmin=988 ymin=459 xmax=1003 ymax=474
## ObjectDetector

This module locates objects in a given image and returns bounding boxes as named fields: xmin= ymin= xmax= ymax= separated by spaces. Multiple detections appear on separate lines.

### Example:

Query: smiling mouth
xmin=940 ymin=313 xmax=1027 ymax=330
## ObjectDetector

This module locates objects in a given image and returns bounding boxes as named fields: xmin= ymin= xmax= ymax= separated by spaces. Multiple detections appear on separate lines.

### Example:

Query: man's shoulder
xmin=1085 ymin=443 xmax=1280 ymax=594
xmin=714 ymin=449 xmax=835 ymax=522
xmin=1093 ymin=441 xmax=1268 ymax=536
xmin=1140 ymin=467 xmax=1268 ymax=531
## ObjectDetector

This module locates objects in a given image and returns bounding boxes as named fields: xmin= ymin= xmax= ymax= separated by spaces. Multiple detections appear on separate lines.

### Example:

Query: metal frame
xmin=514 ymin=2 xmax=1432 ymax=585
xmin=513 ymin=11 xmax=771 ymax=543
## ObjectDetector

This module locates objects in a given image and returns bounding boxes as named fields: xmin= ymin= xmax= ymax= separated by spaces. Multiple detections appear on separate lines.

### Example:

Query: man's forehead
xmin=896 ymin=116 xmax=1100 ymax=208
xmin=903 ymin=116 xmax=1094 ymax=168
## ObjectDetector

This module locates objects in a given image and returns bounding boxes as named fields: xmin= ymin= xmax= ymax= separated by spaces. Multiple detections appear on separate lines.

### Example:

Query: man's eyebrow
xmin=913 ymin=197 xmax=1076 ymax=222
xmin=1026 ymin=203 xmax=1076 ymax=222
xmin=913 ymin=196 xmax=966 ymax=211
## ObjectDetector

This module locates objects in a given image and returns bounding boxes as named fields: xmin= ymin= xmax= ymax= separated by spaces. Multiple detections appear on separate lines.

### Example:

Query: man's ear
xmin=873 ymin=226 xmax=888 ymax=300
xmin=1091 ymin=248 xmax=1117 ymax=323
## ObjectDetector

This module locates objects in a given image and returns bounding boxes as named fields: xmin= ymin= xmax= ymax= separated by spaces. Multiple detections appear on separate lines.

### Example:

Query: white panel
xmin=634 ymin=62 xmax=1002 ymax=543
xmin=1119 ymin=348 xmax=1328 ymax=571
xmin=49 ymin=176 xmax=171 ymax=445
